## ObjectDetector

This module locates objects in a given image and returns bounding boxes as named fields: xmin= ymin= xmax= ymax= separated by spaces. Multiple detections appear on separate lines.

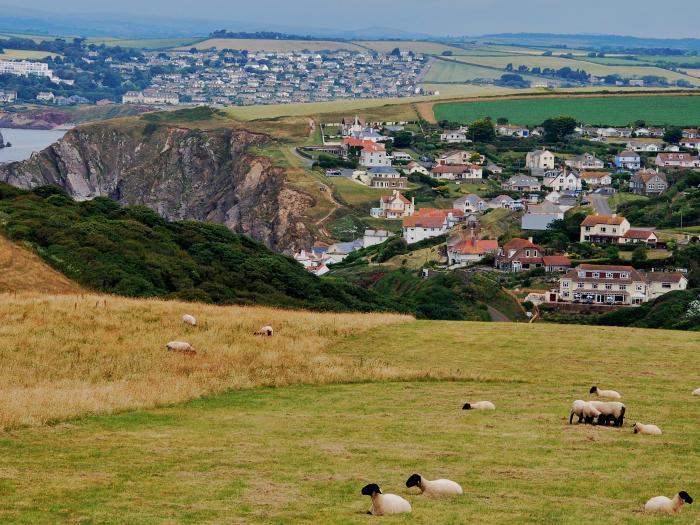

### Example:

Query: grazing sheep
xmin=462 ymin=401 xmax=495 ymax=410
xmin=589 ymin=385 xmax=622 ymax=400
xmin=182 ymin=314 xmax=197 ymax=326
xmin=588 ymin=401 xmax=625 ymax=427
xmin=645 ymin=491 xmax=693 ymax=514
xmin=693 ymin=388 xmax=700 ymax=396
xmin=405 ymin=474 xmax=463 ymax=496
xmin=165 ymin=341 xmax=196 ymax=355
xmin=361 ymin=484 xmax=411 ymax=516
xmin=254 ymin=325 xmax=274 ymax=336
xmin=633 ymin=422 xmax=662 ymax=435
xmin=570 ymin=400 xmax=601 ymax=424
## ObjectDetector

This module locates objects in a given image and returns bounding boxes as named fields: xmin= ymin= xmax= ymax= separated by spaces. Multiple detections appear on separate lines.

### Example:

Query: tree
xmin=664 ymin=127 xmax=683 ymax=144
xmin=631 ymin=244 xmax=649 ymax=264
xmin=469 ymin=118 xmax=495 ymax=143
xmin=542 ymin=116 xmax=577 ymax=143
xmin=497 ymin=117 xmax=509 ymax=125
xmin=392 ymin=131 xmax=413 ymax=149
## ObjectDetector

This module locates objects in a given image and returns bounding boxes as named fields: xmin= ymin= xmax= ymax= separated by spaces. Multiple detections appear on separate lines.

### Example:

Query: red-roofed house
xmin=580 ymin=215 xmax=631 ymax=243
xmin=431 ymin=164 xmax=483 ymax=181
xmin=370 ymin=190 xmax=415 ymax=219
xmin=621 ymin=229 xmax=658 ymax=247
xmin=402 ymin=208 xmax=465 ymax=244
xmin=543 ymin=255 xmax=572 ymax=273
xmin=495 ymin=237 xmax=545 ymax=272
xmin=448 ymin=237 xmax=499 ymax=266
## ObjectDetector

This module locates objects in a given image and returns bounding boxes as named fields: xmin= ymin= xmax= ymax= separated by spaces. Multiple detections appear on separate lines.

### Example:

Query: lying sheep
xmin=254 ymin=325 xmax=274 ymax=336
xmin=361 ymin=483 xmax=411 ymax=516
xmin=570 ymin=400 xmax=601 ymax=424
xmin=405 ymin=474 xmax=462 ymax=496
xmin=588 ymin=401 xmax=625 ymax=427
xmin=462 ymin=401 xmax=495 ymax=410
xmin=633 ymin=422 xmax=662 ymax=435
xmin=182 ymin=314 xmax=197 ymax=326
xmin=166 ymin=341 xmax=196 ymax=355
xmin=693 ymin=388 xmax=700 ymax=396
xmin=589 ymin=385 xmax=622 ymax=400
xmin=645 ymin=491 xmax=693 ymax=514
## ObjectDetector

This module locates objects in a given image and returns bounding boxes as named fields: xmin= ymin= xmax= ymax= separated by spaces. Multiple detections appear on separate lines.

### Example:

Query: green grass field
xmin=85 ymin=37 xmax=202 ymax=49
xmin=0 ymin=49 xmax=60 ymax=59
xmin=423 ymin=60 xmax=540 ymax=83
xmin=183 ymin=39 xmax=366 ymax=52
xmin=434 ymin=94 xmax=700 ymax=126
xmin=1 ymin=321 xmax=698 ymax=523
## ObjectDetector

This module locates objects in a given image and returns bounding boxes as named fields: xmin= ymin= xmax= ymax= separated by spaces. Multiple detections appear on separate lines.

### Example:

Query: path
xmin=589 ymin=193 xmax=612 ymax=215
xmin=487 ymin=305 xmax=511 ymax=323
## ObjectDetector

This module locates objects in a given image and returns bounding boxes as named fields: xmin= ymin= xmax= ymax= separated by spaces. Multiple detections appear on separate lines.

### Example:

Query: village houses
xmin=566 ymin=153 xmax=604 ymax=170
xmin=580 ymin=214 xmax=658 ymax=246
xmin=526 ymin=149 xmax=555 ymax=171
xmin=402 ymin=208 xmax=465 ymax=244
xmin=629 ymin=170 xmax=668 ymax=196
xmin=370 ymin=190 xmax=415 ymax=219
xmin=655 ymin=152 xmax=700 ymax=169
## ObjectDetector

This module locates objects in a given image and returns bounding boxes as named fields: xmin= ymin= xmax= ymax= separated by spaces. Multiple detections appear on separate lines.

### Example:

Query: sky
xmin=1 ymin=0 xmax=699 ymax=39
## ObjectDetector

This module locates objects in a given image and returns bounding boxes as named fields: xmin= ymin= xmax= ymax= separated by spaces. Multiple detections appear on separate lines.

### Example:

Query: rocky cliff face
xmin=0 ymin=123 xmax=316 ymax=252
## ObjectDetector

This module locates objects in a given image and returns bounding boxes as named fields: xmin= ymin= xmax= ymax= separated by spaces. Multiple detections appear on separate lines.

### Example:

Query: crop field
xmin=354 ymin=40 xmax=466 ymax=55
xmin=434 ymin=94 xmax=700 ymax=126
xmin=0 ymin=303 xmax=698 ymax=523
xmin=0 ymin=49 xmax=60 ymax=59
xmin=422 ymin=60 xmax=536 ymax=83
xmin=183 ymin=38 xmax=367 ymax=52
xmin=85 ymin=37 xmax=202 ymax=49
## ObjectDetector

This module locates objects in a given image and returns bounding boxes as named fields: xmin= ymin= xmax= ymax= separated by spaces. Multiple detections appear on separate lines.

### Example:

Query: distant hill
xmin=475 ymin=32 xmax=700 ymax=51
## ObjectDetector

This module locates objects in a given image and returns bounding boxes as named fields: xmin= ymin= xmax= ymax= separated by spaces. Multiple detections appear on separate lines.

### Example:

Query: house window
xmin=620 ymin=285 xmax=626 ymax=291
xmin=605 ymin=283 xmax=612 ymax=290
xmin=662 ymin=283 xmax=671 ymax=289
xmin=601 ymin=227 xmax=607 ymax=233
xmin=577 ymin=282 xmax=584 ymax=288
xmin=606 ymin=272 xmax=613 ymax=278
xmin=585 ymin=227 xmax=591 ymax=231
xmin=592 ymin=284 xmax=598 ymax=289
xmin=593 ymin=272 xmax=600 ymax=278
xmin=636 ymin=285 xmax=644 ymax=291
xmin=621 ymin=273 xmax=629 ymax=278
xmin=612 ymin=228 xmax=617 ymax=233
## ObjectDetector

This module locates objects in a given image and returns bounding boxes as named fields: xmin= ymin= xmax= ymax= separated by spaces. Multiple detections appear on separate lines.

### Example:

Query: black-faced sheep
xmin=254 ymin=325 xmax=274 ymax=336
xmin=588 ymin=401 xmax=625 ymax=427
xmin=589 ymin=385 xmax=621 ymax=400
xmin=182 ymin=314 xmax=197 ymax=326
xmin=645 ymin=491 xmax=693 ymax=514
xmin=633 ymin=422 xmax=662 ymax=435
xmin=166 ymin=341 xmax=196 ymax=355
xmin=462 ymin=401 xmax=495 ymax=410
xmin=570 ymin=400 xmax=601 ymax=424
xmin=361 ymin=483 xmax=411 ymax=515
xmin=405 ymin=474 xmax=463 ymax=496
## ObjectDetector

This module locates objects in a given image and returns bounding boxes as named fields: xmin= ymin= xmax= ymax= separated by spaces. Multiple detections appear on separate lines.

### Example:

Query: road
xmin=487 ymin=306 xmax=511 ymax=323
xmin=589 ymin=193 xmax=612 ymax=215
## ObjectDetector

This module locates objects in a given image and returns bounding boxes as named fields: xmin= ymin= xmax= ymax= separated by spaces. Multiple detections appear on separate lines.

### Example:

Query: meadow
xmin=0 ymin=49 xmax=60 ymax=59
xmin=183 ymin=39 xmax=367 ymax=52
xmin=84 ymin=37 xmax=202 ymax=49
xmin=434 ymin=94 xmax=700 ymax=126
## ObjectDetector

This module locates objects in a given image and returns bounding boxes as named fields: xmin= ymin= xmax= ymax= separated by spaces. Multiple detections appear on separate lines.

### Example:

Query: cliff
xmin=0 ymin=119 xmax=317 ymax=251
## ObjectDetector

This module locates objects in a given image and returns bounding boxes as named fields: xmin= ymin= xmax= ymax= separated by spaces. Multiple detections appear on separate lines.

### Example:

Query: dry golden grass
xmin=0 ymin=237 xmax=83 ymax=295
xmin=0 ymin=293 xmax=413 ymax=429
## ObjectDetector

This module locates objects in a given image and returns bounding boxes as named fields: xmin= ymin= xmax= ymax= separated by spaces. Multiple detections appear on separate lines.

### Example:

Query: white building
xmin=402 ymin=209 xmax=464 ymax=244
xmin=543 ymin=170 xmax=582 ymax=192
xmin=363 ymin=229 xmax=393 ymax=248
xmin=370 ymin=190 xmax=415 ymax=219
xmin=526 ymin=149 xmax=555 ymax=171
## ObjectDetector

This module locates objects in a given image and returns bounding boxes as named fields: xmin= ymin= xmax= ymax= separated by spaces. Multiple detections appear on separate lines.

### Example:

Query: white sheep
xmin=405 ymin=474 xmax=463 ymax=496
xmin=633 ymin=422 xmax=662 ymax=435
xmin=587 ymin=401 xmax=626 ymax=427
xmin=462 ymin=401 xmax=495 ymax=410
xmin=182 ymin=314 xmax=197 ymax=326
xmin=361 ymin=483 xmax=411 ymax=515
xmin=570 ymin=400 xmax=601 ymax=424
xmin=254 ymin=325 xmax=274 ymax=336
xmin=589 ymin=385 xmax=622 ymax=400
xmin=693 ymin=388 xmax=700 ymax=396
xmin=645 ymin=491 xmax=693 ymax=514
xmin=165 ymin=341 xmax=196 ymax=355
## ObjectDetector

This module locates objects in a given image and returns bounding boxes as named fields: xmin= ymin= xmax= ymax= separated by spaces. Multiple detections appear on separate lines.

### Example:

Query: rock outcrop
xmin=0 ymin=121 xmax=316 ymax=251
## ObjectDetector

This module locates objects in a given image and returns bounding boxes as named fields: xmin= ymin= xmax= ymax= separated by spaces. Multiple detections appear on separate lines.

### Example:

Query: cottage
xmin=629 ymin=170 xmax=668 ymax=196
xmin=495 ymin=238 xmax=545 ymax=271
xmin=371 ymin=190 xmax=415 ymax=219
xmin=655 ymin=152 xmax=700 ymax=168
xmin=614 ymin=150 xmax=641 ymax=171
xmin=621 ymin=229 xmax=658 ymax=247
xmin=580 ymin=214 xmax=630 ymax=244
xmin=454 ymin=194 xmax=488 ymax=214
xmin=502 ymin=175 xmax=541 ymax=192
xmin=402 ymin=208 xmax=465 ymax=244
xmin=646 ymin=272 xmax=688 ymax=300
xmin=431 ymin=164 xmax=483 ymax=181
xmin=580 ymin=171 xmax=612 ymax=187
xmin=448 ymin=237 xmax=499 ymax=266
xmin=526 ymin=149 xmax=555 ymax=171
xmin=566 ymin=153 xmax=604 ymax=170
xmin=521 ymin=201 xmax=565 ymax=231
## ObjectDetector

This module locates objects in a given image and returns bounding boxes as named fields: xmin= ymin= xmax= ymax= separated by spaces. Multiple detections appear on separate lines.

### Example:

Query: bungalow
xmin=635 ymin=127 xmax=665 ymax=138
xmin=566 ymin=153 xmax=604 ymax=170
xmin=580 ymin=171 xmax=612 ymax=187
xmin=679 ymin=138 xmax=700 ymax=151
xmin=502 ymin=175 xmax=541 ymax=192
xmin=526 ymin=149 xmax=555 ymax=171
xmin=629 ymin=170 xmax=668 ymax=196
xmin=496 ymin=124 xmax=530 ymax=138
xmin=437 ymin=150 xmax=484 ymax=165
xmin=580 ymin=214 xmax=630 ymax=244
xmin=440 ymin=130 xmax=470 ymax=143
xmin=646 ymin=272 xmax=689 ymax=300
xmin=627 ymin=141 xmax=661 ymax=153
xmin=614 ymin=150 xmax=641 ymax=171
xmin=488 ymin=195 xmax=517 ymax=209
xmin=543 ymin=255 xmax=572 ymax=273
xmin=521 ymin=200 xmax=565 ymax=231
xmin=543 ymin=170 xmax=582 ymax=192
xmin=448 ymin=237 xmax=499 ymax=266
xmin=495 ymin=237 xmax=545 ymax=272
xmin=682 ymin=128 xmax=699 ymax=139
xmin=402 ymin=208 xmax=465 ymax=244
xmin=655 ymin=152 xmax=700 ymax=168
xmin=621 ymin=229 xmax=658 ymax=247
xmin=431 ymin=164 xmax=483 ymax=181
xmin=370 ymin=190 xmax=415 ymax=219
xmin=454 ymin=194 xmax=488 ymax=214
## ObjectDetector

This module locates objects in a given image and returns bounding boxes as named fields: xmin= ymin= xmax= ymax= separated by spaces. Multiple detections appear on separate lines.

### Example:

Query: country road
xmin=589 ymin=193 xmax=612 ymax=215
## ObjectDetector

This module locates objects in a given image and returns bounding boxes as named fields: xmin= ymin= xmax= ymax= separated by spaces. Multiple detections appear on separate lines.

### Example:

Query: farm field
xmin=353 ymin=40 xmax=466 ymax=55
xmin=0 ymin=309 xmax=698 ymax=523
xmin=422 ymin=59 xmax=540 ymax=83
xmin=434 ymin=94 xmax=700 ymax=126
xmin=182 ymin=38 xmax=366 ymax=52
xmin=0 ymin=49 xmax=60 ymax=59
xmin=85 ymin=37 xmax=202 ymax=49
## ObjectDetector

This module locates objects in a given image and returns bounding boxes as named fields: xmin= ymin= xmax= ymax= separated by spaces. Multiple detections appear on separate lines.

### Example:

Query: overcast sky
xmin=2 ymin=0 xmax=699 ymax=38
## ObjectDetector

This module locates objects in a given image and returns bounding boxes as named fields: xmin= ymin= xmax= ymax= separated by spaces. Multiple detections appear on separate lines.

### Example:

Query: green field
xmin=0 ymin=49 xmax=60 ymax=59
xmin=434 ymin=95 xmax=700 ymax=126
xmin=423 ymin=60 xmax=540 ymax=83
xmin=184 ymin=38 xmax=367 ymax=52
xmin=85 ymin=37 xmax=203 ymax=49
xmin=1 ymin=321 xmax=698 ymax=523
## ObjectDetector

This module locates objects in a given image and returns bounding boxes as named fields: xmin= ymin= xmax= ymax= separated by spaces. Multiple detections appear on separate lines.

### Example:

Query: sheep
xmin=182 ymin=314 xmax=197 ymax=327
xmin=633 ymin=422 xmax=662 ymax=435
xmin=588 ymin=401 xmax=625 ymax=427
xmin=569 ymin=400 xmax=601 ymax=424
xmin=361 ymin=483 xmax=411 ymax=516
xmin=589 ymin=385 xmax=622 ymax=400
xmin=254 ymin=325 xmax=274 ymax=336
xmin=693 ymin=388 xmax=700 ymax=396
xmin=165 ymin=341 xmax=196 ymax=356
xmin=462 ymin=401 xmax=495 ymax=410
xmin=644 ymin=491 xmax=693 ymax=514
xmin=405 ymin=474 xmax=463 ymax=496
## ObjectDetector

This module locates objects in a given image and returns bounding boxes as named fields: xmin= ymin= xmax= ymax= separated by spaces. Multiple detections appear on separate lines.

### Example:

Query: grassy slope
xmin=0 ymin=318 xmax=698 ymax=523
xmin=0 ymin=49 xmax=60 ymax=59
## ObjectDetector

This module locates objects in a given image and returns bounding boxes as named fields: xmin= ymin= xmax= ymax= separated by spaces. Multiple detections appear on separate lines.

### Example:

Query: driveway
xmin=589 ymin=194 xmax=612 ymax=215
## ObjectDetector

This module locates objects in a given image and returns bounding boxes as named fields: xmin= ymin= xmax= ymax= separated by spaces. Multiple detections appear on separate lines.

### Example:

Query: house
xmin=646 ymin=272 xmax=688 ymax=300
xmin=621 ymin=229 xmax=658 ymax=247
xmin=655 ymin=152 xmax=700 ymax=168
xmin=325 ymin=239 xmax=364 ymax=264
xmin=627 ymin=141 xmax=661 ymax=153
xmin=580 ymin=171 xmax=612 ymax=187
xmin=363 ymin=229 xmax=393 ymax=248
xmin=521 ymin=201 xmax=565 ymax=230
xmin=635 ymin=127 xmax=664 ymax=138
xmin=440 ymin=130 xmax=469 ymax=143
xmin=614 ymin=150 xmax=641 ymax=171
xmin=488 ymin=195 xmax=516 ymax=209
xmin=495 ymin=237 xmax=545 ymax=271
xmin=431 ymin=164 xmax=483 ymax=181
xmin=502 ymin=175 xmax=541 ymax=192
xmin=293 ymin=250 xmax=330 ymax=276
xmin=680 ymin=138 xmax=700 ymax=151
xmin=448 ymin=237 xmax=499 ymax=266
xmin=36 ymin=91 xmax=54 ymax=102
xmin=391 ymin=151 xmax=413 ymax=162
xmin=342 ymin=115 xmax=365 ymax=136
xmin=360 ymin=143 xmax=391 ymax=167
xmin=437 ymin=150 xmax=484 ymax=165
xmin=629 ymin=170 xmax=668 ymax=196
xmin=566 ymin=153 xmax=604 ymax=170
xmin=526 ymin=149 xmax=555 ymax=171
xmin=496 ymin=124 xmax=530 ymax=138
xmin=367 ymin=166 xmax=407 ymax=189
xmin=580 ymin=214 xmax=630 ymax=244
xmin=371 ymin=190 xmax=415 ymax=219
xmin=682 ymin=128 xmax=699 ymax=139
xmin=486 ymin=162 xmax=503 ymax=174
xmin=543 ymin=255 xmax=572 ymax=273
xmin=402 ymin=208 xmax=465 ymax=244
xmin=558 ymin=264 xmax=649 ymax=306
xmin=543 ymin=170 xmax=582 ymax=192
xmin=453 ymin=194 xmax=488 ymax=214
xmin=405 ymin=161 xmax=429 ymax=175
xmin=0 ymin=90 xmax=17 ymax=103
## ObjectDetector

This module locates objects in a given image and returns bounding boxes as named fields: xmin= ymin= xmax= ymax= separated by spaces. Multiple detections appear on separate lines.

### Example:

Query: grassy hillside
xmin=0 ymin=311 xmax=698 ymax=523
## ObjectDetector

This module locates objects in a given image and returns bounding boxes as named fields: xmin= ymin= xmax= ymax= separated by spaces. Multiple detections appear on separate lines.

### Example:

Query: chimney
xmin=612 ymin=213 xmax=617 ymax=218
xmin=528 ymin=236 xmax=533 ymax=243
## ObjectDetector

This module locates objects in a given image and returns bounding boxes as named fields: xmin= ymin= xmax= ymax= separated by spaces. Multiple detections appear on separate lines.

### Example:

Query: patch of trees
xmin=542 ymin=116 xmax=577 ymax=143
xmin=506 ymin=63 xmax=590 ymax=82
xmin=209 ymin=30 xmax=334 ymax=41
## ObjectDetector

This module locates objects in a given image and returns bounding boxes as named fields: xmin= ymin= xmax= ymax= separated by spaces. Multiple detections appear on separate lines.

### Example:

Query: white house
xmin=447 ymin=237 xmax=499 ymax=267
xmin=402 ymin=209 xmax=465 ymax=244
xmin=362 ymin=229 xmax=393 ymax=248
xmin=453 ymin=194 xmax=488 ymax=214
xmin=440 ymin=129 xmax=470 ymax=143
xmin=543 ymin=170 xmax=582 ymax=192
xmin=627 ymin=141 xmax=661 ymax=153
xmin=360 ymin=143 xmax=391 ymax=167
xmin=526 ymin=149 xmax=555 ymax=171
xmin=370 ymin=190 xmax=415 ymax=219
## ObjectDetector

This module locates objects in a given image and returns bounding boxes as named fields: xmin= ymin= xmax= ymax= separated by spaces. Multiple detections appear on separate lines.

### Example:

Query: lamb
xmin=644 ymin=491 xmax=693 ymax=514
xmin=569 ymin=400 xmax=601 ymax=424
xmin=693 ymin=388 xmax=700 ymax=396
xmin=405 ymin=474 xmax=463 ymax=496
xmin=165 ymin=341 xmax=196 ymax=355
xmin=462 ymin=401 xmax=495 ymax=410
xmin=182 ymin=314 xmax=197 ymax=326
xmin=361 ymin=483 xmax=411 ymax=516
xmin=589 ymin=385 xmax=622 ymax=400
xmin=254 ymin=325 xmax=274 ymax=336
xmin=588 ymin=401 xmax=625 ymax=427
xmin=633 ymin=422 xmax=662 ymax=435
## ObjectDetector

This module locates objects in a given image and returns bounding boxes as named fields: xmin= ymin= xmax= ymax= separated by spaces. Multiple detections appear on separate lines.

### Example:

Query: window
xmin=621 ymin=272 xmax=629 ymax=278
xmin=605 ymin=283 xmax=612 ymax=290
xmin=636 ymin=285 xmax=644 ymax=291
xmin=612 ymin=228 xmax=617 ymax=233
xmin=620 ymin=284 xmax=627 ymax=291
xmin=563 ymin=281 xmax=570 ymax=288
xmin=577 ymin=282 xmax=584 ymax=289
xmin=593 ymin=272 xmax=600 ymax=278
xmin=592 ymin=284 xmax=598 ymax=289
xmin=606 ymin=272 xmax=613 ymax=278
xmin=601 ymin=227 xmax=607 ymax=233
xmin=585 ymin=226 xmax=591 ymax=231
xmin=662 ymin=283 xmax=671 ymax=289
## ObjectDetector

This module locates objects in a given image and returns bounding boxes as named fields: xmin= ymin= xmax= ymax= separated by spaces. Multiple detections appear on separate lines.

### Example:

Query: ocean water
xmin=0 ymin=128 xmax=66 ymax=164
